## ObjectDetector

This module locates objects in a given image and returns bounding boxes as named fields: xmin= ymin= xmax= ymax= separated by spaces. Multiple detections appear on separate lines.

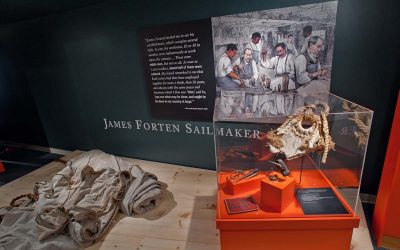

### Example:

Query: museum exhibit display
xmin=213 ymin=92 xmax=373 ymax=250
xmin=1 ymin=0 xmax=400 ymax=248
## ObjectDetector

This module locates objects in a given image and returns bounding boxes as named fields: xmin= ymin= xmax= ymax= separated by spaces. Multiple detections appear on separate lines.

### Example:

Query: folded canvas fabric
xmin=0 ymin=150 xmax=163 ymax=249
xmin=120 ymin=172 xmax=162 ymax=215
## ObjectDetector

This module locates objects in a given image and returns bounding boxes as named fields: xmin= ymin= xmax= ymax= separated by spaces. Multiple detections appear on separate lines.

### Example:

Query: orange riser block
xmin=260 ymin=172 xmax=295 ymax=212
xmin=224 ymin=174 xmax=265 ymax=195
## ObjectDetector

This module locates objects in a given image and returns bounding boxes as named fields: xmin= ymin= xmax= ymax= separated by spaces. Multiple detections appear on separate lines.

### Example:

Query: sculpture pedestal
xmin=260 ymin=173 xmax=295 ymax=212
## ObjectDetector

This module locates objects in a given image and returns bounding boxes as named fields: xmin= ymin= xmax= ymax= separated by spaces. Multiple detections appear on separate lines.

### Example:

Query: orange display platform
xmin=372 ymin=91 xmax=400 ymax=247
xmin=217 ymin=169 xmax=360 ymax=250
xmin=225 ymin=173 xmax=265 ymax=195
xmin=260 ymin=173 xmax=295 ymax=212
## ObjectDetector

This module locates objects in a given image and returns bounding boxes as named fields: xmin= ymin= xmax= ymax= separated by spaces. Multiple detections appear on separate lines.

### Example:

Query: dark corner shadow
xmin=131 ymin=182 xmax=178 ymax=221
xmin=0 ymin=47 xmax=50 ymax=148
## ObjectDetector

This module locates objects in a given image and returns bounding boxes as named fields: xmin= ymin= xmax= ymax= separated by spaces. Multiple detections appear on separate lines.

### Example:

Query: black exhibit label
xmin=296 ymin=188 xmax=349 ymax=215
xmin=140 ymin=19 xmax=215 ymax=121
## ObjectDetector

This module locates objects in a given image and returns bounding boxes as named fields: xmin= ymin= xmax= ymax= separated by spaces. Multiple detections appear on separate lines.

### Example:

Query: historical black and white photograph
xmin=212 ymin=1 xmax=338 ymax=117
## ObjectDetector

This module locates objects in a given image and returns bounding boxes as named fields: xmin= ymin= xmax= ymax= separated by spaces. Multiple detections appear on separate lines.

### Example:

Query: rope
xmin=267 ymin=102 xmax=335 ymax=163
xmin=342 ymin=102 xmax=370 ymax=148
xmin=10 ymin=193 xmax=38 ymax=207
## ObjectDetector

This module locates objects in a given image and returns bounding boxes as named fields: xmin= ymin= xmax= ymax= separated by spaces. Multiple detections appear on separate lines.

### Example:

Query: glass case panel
xmin=214 ymin=92 xmax=373 ymax=219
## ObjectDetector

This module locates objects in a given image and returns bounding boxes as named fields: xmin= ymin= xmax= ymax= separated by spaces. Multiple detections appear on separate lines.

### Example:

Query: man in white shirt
xmin=269 ymin=43 xmax=296 ymax=92
xmin=245 ymin=32 xmax=262 ymax=65
xmin=216 ymin=44 xmax=244 ymax=91
xmin=233 ymin=48 xmax=260 ymax=114
xmin=216 ymin=44 xmax=245 ymax=116
xmin=258 ymin=47 xmax=274 ymax=87
xmin=286 ymin=34 xmax=298 ymax=57
xmin=295 ymin=36 xmax=329 ymax=93
xmin=300 ymin=25 xmax=313 ymax=53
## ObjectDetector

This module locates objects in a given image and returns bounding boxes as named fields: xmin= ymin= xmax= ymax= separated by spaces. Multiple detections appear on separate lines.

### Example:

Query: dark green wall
xmin=0 ymin=0 xmax=399 ymax=195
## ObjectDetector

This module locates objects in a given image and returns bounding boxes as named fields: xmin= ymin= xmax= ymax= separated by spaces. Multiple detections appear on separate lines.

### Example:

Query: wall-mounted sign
xmin=140 ymin=2 xmax=338 ymax=121
xmin=140 ymin=19 xmax=215 ymax=121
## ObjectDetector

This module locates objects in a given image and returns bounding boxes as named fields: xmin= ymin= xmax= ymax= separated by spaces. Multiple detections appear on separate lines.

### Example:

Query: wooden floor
xmin=0 ymin=151 xmax=374 ymax=250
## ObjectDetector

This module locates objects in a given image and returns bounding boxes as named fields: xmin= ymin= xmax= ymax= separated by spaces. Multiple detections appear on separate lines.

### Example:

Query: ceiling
xmin=0 ymin=0 xmax=112 ymax=25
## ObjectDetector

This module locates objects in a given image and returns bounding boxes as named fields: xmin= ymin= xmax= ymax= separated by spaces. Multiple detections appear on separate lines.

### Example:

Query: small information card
xmin=296 ymin=188 xmax=349 ymax=215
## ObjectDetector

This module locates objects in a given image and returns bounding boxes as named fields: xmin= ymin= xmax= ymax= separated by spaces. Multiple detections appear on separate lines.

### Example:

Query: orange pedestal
xmin=225 ymin=174 xmax=265 ymax=195
xmin=372 ymin=91 xmax=400 ymax=248
xmin=260 ymin=173 xmax=295 ymax=212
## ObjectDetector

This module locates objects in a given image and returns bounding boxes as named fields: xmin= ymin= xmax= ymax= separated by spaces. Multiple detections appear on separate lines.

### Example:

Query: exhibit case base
xmin=213 ymin=92 xmax=372 ymax=250
xmin=217 ymin=216 xmax=359 ymax=250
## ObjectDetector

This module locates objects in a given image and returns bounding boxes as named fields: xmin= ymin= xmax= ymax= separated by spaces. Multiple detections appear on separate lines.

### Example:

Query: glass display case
xmin=214 ymin=92 xmax=373 ymax=249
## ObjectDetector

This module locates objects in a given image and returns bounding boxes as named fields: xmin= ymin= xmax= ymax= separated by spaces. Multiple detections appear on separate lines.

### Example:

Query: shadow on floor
xmin=362 ymin=202 xmax=390 ymax=250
